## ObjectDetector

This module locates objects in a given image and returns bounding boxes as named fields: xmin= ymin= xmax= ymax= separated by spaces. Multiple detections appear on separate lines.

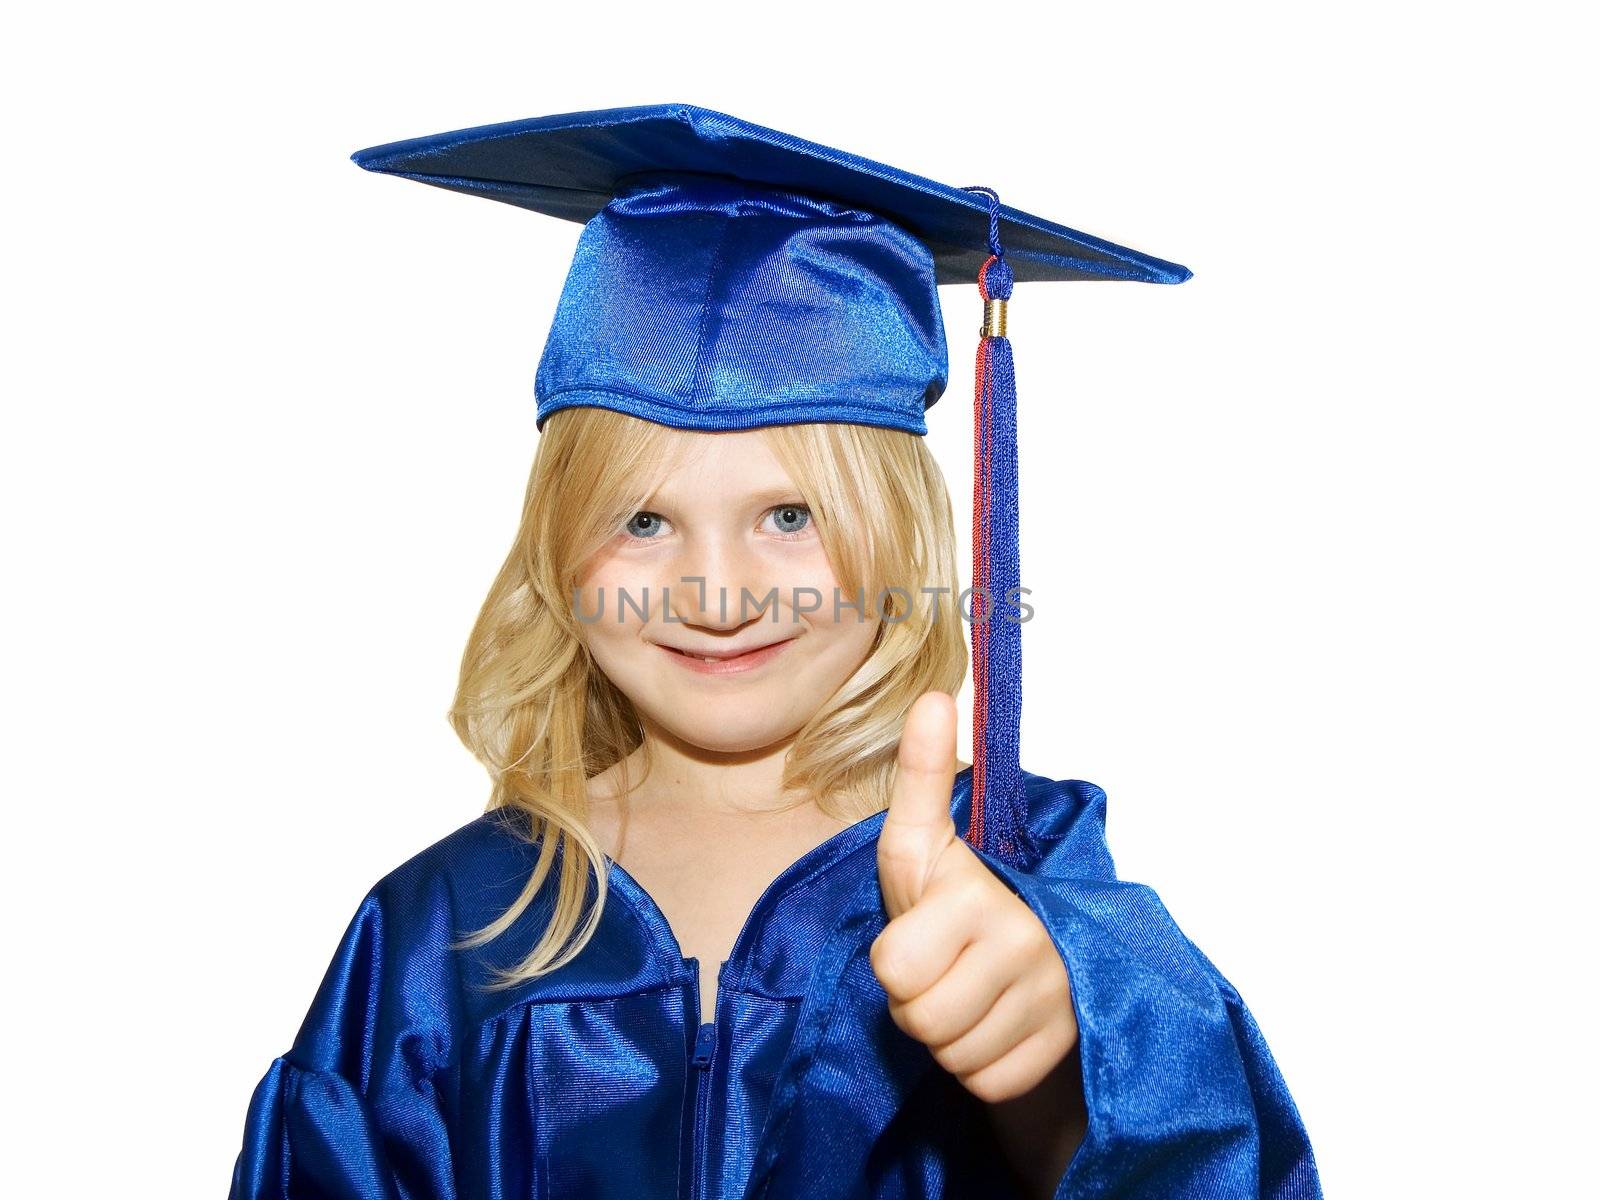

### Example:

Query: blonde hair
xmin=447 ymin=406 xmax=966 ymax=990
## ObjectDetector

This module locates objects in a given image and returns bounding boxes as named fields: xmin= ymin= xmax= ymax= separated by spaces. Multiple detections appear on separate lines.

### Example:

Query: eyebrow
xmin=642 ymin=484 xmax=805 ymax=509
xmin=744 ymin=485 xmax=807 ymax=506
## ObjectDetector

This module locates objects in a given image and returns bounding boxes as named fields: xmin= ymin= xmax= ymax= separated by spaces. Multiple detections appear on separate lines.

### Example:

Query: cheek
xmin=786 ymin=555 xmax=882 ymax=655
xmin=574 ymin=559 xmax=658 ymax=646
xmin=778 ymin=544 xmax=848 ymax=605
xmin=812 ymin=600 xmax=882 ymax=663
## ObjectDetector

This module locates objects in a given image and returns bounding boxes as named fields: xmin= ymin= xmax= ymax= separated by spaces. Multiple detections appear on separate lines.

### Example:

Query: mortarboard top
xmin=349 ymin=103 xmax=1190 ymax=286
xmin=350 ymin=103 xmax=1191 ymax=867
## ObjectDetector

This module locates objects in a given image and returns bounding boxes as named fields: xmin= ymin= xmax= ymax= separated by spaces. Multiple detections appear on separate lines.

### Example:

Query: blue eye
xmin=625 ymin=511 xmax=668 ymax=539
xmin=767 ymin=504 xmax=811 ymax=536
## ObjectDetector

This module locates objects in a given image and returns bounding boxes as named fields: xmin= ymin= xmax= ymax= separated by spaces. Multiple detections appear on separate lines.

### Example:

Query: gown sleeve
xmin=971 ymin=777 xmax=1323 ymax=1200
xmin=229 ymin=876 xmax=460 ymax=1200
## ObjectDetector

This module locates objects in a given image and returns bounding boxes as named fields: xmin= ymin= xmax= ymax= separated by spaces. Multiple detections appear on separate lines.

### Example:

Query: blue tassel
xmin=962 ymin=187 xmax=1035 ymax=869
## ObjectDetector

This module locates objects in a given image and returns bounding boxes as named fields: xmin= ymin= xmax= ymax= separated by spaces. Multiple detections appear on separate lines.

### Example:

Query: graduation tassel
xmin=961 ymin=186 xmax=1033 ymax=869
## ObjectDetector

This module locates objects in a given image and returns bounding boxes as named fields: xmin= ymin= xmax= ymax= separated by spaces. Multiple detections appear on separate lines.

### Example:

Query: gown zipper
xmin=687 ymin=957 xmax=720 ymax=1200
xmin=609 ymin=805 xmax=926 ymax=1200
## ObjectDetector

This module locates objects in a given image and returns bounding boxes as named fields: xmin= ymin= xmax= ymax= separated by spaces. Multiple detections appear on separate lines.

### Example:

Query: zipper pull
xmin=691 ymin=1020 xmax=717 ymax=1069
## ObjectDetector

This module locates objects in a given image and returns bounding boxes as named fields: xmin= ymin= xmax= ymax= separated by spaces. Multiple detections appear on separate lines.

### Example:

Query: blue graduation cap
xmin=351 ymin=102 xmax=1191 ymax=868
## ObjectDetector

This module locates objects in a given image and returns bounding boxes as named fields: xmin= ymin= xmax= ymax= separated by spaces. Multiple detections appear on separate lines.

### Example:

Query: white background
xmin=3 ymin=3 xmax=1594 ymax=1195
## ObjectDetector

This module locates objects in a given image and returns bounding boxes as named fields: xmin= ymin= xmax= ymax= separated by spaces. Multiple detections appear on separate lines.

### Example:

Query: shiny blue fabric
xmin=349 ymin=104 xmax=1193 ymax=288
xmin=532 ymin=172 xmax=947 ymax=435
xmin=349 ymin=102 xmax=1192 ymax=435
xmin=230 ymin=768 xmax=1321 ymax=1198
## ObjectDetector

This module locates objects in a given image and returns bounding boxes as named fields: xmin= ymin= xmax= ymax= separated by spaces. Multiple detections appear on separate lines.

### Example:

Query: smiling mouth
xmin=658 ymin=638 xmax=796 ymax=674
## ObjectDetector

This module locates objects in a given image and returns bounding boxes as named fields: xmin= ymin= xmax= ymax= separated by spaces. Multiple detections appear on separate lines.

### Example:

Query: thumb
xmin=878 ymin=691 xmax=960 ymax=919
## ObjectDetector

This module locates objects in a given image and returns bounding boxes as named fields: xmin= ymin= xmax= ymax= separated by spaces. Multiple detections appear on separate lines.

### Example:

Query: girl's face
xmin=575 ymin=429 xmax=879 ymax=756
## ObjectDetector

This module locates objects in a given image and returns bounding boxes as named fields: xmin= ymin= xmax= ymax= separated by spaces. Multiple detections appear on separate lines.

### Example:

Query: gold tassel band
xmin=981 ymin=297 xmax=1008 ymax=338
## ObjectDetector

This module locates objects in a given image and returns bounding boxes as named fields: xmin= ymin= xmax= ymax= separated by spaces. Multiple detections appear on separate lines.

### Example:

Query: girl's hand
xmin=871 ymin=691 xmax=1080 ymax=1104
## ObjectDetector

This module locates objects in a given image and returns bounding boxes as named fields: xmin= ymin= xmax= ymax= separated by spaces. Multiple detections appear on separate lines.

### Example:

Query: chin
xmin=651 ymin=695 xmax=811 ymax=756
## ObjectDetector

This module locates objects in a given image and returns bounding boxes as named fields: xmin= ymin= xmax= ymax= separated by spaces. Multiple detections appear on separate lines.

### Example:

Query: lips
xmin=664 ymin=642 xmax=780 ymax=661
xmin=657 ymin=637 xmax=795 ymax=675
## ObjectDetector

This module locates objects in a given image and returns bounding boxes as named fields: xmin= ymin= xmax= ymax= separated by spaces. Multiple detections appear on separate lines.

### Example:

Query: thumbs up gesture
xmin=871 ymin=691 xmax=1080 ymax=1104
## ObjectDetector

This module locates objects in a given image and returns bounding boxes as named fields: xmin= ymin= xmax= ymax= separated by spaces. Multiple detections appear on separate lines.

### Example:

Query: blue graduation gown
xmin=229 ymin=767 xmax=1322 ymax=1198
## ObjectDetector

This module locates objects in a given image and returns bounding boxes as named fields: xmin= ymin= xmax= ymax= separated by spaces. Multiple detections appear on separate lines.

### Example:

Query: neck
xmin=615 ymin=718 xmax=814 ymax=820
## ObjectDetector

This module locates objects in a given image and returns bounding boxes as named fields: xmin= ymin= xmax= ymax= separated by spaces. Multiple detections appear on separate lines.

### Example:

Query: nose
xmin=664 ymin=533 xmax=772 ymax=632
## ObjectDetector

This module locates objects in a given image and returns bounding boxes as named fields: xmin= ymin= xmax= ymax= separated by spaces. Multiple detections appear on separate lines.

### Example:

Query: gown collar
xmin=601 ymin=765 xmax=976 ymax=998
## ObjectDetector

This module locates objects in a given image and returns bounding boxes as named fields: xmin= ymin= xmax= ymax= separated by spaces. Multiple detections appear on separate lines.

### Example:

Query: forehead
xmin=632 ymin=428 xmax=798 ymax=502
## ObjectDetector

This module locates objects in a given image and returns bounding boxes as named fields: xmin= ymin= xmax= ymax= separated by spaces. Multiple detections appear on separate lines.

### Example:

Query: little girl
xmin=229 ymin=103 xmax=1322 ymax=1200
